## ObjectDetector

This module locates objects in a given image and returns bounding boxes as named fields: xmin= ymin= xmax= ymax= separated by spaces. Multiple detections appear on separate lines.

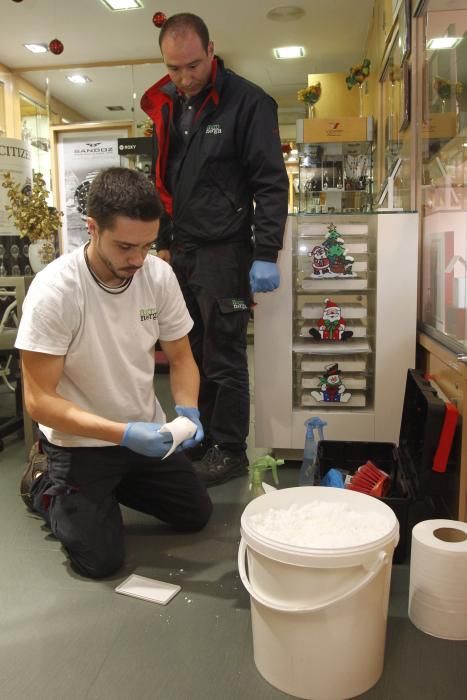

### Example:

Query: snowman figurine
xmin=311 ymin=363 xmax=352 ymax=403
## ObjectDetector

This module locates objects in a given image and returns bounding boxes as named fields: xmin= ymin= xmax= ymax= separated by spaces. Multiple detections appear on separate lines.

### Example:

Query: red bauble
xmin=152 ymin=12 xmax=167 ymax=28
xmin=49 ymin=38 xmax=64 ymax=55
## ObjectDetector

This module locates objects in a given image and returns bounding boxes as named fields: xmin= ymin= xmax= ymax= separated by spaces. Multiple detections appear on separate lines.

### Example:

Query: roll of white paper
xmin=408 ymin=519 xmax=467 ymax=640
xmin=159 ymin=416 xmax=197 ymax=459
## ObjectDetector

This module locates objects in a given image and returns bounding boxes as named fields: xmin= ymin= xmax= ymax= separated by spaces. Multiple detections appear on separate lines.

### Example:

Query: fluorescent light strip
xmin=67 ymin=75 xmax=91 ymax=85
xmin=100 ymin=0 xmax=143 ymax=10
xmin=273 ymin=46 xmax=305 ymax=59
xmin=24 ymin=43 xmax=48 ymax=54
xmin=426 ymin=37 xmax=462 ymax=50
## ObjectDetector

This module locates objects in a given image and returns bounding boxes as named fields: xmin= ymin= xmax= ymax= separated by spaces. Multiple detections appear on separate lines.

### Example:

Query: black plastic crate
xmin=316 ymin=369 xmax=458 ymax=564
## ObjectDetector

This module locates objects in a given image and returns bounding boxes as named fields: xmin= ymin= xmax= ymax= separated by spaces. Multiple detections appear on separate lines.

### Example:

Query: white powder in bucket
xmin=248 ymin=501 xmax=391 ymax=548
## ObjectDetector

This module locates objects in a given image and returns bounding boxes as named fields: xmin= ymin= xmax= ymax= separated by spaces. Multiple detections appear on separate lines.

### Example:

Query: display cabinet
xmin=294 ymin=219 xmax=373 ymax=410
xmin=20 ymin=95 xmax=51 ymax=198
xmin=286 ymin=160 xmax=299 ymax=213
xmin=420 ymin=210 xmax=467 ymax=351
xmin=295 ymin=141 xmax=373 ymax=214
xmin=418 ymin=3 xmax=467 ymax=354
xmin=294 ymin=116 xmax=374 ymax=215
xmin=254 ymin=211 xmax=419 ymax=451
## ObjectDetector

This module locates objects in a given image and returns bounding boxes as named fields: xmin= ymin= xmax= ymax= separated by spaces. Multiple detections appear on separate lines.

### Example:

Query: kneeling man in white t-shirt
xmin=16 ymin=166 xmax=212 ymax=579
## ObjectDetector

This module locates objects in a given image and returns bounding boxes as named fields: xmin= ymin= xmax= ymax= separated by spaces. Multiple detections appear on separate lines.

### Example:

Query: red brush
xmin=345 ymin=460 xmax=391 ymax=498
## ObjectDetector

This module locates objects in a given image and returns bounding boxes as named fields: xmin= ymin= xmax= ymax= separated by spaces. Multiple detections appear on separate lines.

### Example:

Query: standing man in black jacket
xmin=141 ymin=12 xmax=288 ymax=486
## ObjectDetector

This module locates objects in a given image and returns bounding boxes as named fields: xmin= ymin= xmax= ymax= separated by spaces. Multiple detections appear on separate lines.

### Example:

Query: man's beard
xmin=96 ymin=239 xmax=138 ymax=282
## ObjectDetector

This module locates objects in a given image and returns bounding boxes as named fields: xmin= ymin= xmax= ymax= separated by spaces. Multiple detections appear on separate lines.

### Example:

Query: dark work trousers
xmin=172 ymin=238 xmax=252 ymax=452
xmin=31 ymin=434 xmax=213 ymax=579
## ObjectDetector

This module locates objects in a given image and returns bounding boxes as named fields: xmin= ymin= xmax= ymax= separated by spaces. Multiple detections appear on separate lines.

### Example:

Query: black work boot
xmin=20 ymin=441 xmax=48 ymax=511
xmin=184 ymin=440 xmax=211 ymax=462
xmin=193 ymin=445 xmax=248 ymax=487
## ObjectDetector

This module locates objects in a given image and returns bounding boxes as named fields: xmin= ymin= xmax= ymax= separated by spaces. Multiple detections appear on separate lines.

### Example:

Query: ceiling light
xmin=273 ymin=46 xmax=305 ymax=59
xmin=99 ymin=0 xmax=143 ymax=10
xmin=426 ymin=36 xmax=462 ymax=50
xmin=67 ymin=75 xmax=91 ymax=85
xmin=267 ymin=6 xmax=305 ymax=22
xmin=24 ymin=43 xmax=48 ymax=54
xmin=106 ymin=105 xmax=125 ymax=111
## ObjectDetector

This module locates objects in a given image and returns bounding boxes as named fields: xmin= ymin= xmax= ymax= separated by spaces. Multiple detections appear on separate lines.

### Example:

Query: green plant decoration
xmin=2 ymin=171 xmax=62 ymax=264
xmin=346 ymin=59 xmax=370 ymax=90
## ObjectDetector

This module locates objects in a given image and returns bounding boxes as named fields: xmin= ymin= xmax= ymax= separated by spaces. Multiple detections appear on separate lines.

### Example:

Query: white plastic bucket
xmin=239 ymin=486 xmax=399 ymax=700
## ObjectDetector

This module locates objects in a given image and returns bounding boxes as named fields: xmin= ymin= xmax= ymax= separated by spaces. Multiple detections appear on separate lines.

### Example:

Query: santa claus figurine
xmin=311 ymin=363 xmax=352 ymax=403
xmin=308 ymin=245 xmax=331 ymax=276
xmin=309 ymin=298 xmax=354 ymax=341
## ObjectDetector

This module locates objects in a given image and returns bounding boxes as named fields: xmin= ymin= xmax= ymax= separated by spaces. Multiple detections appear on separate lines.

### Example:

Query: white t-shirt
xmin=15 ymin=245 xmax=193 ymax=447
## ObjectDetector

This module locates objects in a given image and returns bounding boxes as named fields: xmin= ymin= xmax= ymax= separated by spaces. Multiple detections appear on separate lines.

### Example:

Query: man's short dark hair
xmin=86 ymin=167 xmax=163 ymax=230
xmin=159 ymin=13 xmax=210 ymax=52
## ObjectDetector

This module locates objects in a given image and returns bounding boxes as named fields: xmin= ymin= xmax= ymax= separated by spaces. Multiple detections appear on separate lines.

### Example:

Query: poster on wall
xmin=57 ymin=129 xmax=129 ymax=252
xmin=0 ymin=138 xmax=33 ymax=276
xmin=0 ymin=138 xmax=32 ymax=236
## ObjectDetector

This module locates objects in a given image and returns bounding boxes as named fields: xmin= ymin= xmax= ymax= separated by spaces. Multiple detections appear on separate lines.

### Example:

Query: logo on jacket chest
xmin=140 ymin=307 xmax=158 ymax=322
xmin=205 ymin=123 xmax=222 ymax=135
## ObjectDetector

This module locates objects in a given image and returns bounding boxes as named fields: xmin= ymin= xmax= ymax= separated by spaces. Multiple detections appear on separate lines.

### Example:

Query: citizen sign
xmin=0 ymin=145 xmax=31 ymax=160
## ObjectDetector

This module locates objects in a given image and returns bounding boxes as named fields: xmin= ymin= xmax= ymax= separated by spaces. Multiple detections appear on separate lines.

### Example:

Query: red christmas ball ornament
xmin=152 ymin=12 xmax=167 ymax=28
xmin=49 ymin=38 xmax=64 ymax=55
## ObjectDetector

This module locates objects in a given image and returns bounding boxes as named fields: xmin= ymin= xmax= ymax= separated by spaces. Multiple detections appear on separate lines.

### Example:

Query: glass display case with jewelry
xmin=296 ymin=140 xmax=374 ymax=214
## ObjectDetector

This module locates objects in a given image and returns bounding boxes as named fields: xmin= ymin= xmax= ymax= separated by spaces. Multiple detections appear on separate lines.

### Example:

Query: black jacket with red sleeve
xmin=140 ymin=57 xmax=288 ymax=262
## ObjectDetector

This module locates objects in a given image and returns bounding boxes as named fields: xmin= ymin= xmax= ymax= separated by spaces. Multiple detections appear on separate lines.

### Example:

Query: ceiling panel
xmin=1 ymin=0 xmax=375 ymax=126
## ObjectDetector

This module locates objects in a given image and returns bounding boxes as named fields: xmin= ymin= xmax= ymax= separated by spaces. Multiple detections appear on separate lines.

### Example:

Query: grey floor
xmin=0 ymin=368 xmax=466 ymax=699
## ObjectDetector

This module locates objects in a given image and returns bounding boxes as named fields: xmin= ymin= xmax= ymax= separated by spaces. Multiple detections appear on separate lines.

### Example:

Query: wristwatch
xmin=74 ymin=170 xmax=99 ymax=220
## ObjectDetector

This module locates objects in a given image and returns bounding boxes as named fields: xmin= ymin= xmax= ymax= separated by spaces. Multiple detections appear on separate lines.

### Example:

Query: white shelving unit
xmin=254 ymin=212 xmax=419 ymax=451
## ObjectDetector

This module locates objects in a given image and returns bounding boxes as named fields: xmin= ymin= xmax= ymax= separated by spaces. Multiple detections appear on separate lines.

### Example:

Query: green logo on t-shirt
xmin=140 ymin=307 xmax=158 ymax=322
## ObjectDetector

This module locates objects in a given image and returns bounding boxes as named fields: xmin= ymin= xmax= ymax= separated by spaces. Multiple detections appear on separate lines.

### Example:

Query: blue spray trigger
xmin=321 ymin=468 xmax=345 ymax=489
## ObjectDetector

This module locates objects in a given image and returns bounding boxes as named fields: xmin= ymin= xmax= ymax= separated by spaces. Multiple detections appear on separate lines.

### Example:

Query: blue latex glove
xmin=250 ymin=261 xmax=280 ymax=293
xmin=121 ymin=422 xmax=173 ymax=458
xmin=175 ymin=406 xmax=204 ymax=450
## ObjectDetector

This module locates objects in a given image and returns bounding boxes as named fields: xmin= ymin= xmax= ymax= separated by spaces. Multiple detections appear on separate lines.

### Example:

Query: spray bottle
xmin=248 ymin=455 xmax=284 ymax=500
xmin=298 ymin=417 xmax=327 ymax=486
